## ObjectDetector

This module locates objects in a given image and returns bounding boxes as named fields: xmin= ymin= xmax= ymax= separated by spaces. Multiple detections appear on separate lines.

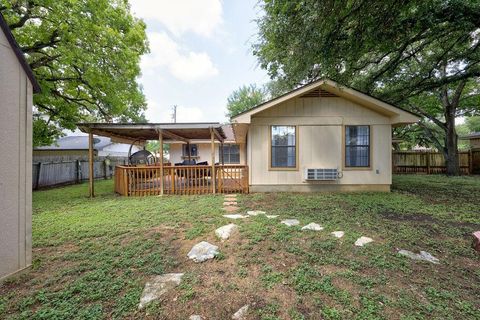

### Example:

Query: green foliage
xmin=465 ymin=116 xmax=480 ymax=133
xmin=226 ymin=84 xmax=268 ymax=118
xmin=254 ymin=0 xmax=480 ymax=173
xmin=1 ymin=0 xmax=149 ymax=146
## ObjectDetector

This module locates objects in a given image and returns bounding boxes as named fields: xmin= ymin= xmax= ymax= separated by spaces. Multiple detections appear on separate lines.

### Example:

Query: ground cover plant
xmin=1 ymin=175 xmax=479 ymax=319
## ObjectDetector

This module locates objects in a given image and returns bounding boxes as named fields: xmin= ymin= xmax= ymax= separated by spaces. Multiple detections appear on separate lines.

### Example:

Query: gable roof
xmin=231 ymin=79 xmax=419 ymax=125
xmin=34 ymin=136 xmax=114 ymax=151
xmin=0 ymin=13 xmax=41 ymax=93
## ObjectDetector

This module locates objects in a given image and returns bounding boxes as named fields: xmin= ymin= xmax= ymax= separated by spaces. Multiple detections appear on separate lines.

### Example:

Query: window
xmin=182 ymin=144 xmax=198 ymax=157
xmin=271 ymin=126 xmax=297 ymax=168
xmin=345 ymin=126 xmax=370 ymax=167
xmin=222 ymin=144 xmax=240 ymax=164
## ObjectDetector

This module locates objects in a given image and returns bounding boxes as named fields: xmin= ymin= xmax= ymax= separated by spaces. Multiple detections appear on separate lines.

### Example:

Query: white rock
xmin=331 ymin=231 xmax=345 ymax=238
xmin=190 ymin=316 xmax=202 ymax=320
xmin=138 ymin=273 xmax=184 ymax=309
xmin=187 ymin=241 xmax=219 ymax=262
xmin=232 ymin=304 xmax=249 ymax=320
xmin=215 ymin=223 xmax=238 ymax=240
xmin=398 ymin=249 xmax=440 ymax=264
xmin=301 ymin=223 xmax=324 ymax=231
xmin=223 ymin=214 xmax=248 ymax=219
xmin=281 ymin=219 xmax=300 ymax=227
xmin=354 ymin=236 xmax=373 ymax=247
xmin=247 ymin=210 xmax=266 ymax=216
xmin=266 ymin=215 xmax=278 ymax=219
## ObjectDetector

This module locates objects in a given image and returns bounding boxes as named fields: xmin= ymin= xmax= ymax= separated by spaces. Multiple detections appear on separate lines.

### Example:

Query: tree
xmin=465 ymin=116 xmax=480 ymax=133
xmin=254 ymin=0 xmax=480 ymax=175
xmin=226 ymin=84 xmax=268 ymax=118
xmin=1 ymin=0 xmax=149 ymax=146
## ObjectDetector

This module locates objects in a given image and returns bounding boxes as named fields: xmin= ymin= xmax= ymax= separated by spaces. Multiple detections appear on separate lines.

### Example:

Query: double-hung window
xmin=271 ymin=126 xmax=297 ymax=168
xmin=222 ymin=144 xmax=240 ymax=164
xmin=345 ymin=125 xmax=370 ymax=167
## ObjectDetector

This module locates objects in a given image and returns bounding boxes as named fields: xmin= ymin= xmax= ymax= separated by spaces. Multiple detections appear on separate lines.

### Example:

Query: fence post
xmin=76 ymin=160 xmax=81 ymax=183
xmin=426 ymin=152 xmax=431 ymax=174
xmin=35 ymin=162 xmax=43 ymax=190
xmin=469 ymin=149 xmax=473 ymax=175
xmin=103 ymin=159 xmax=108 ymax=179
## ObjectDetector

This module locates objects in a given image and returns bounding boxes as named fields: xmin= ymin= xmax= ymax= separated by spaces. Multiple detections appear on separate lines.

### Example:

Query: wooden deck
xmin=114 ymin=165 xmax=248 ymax=196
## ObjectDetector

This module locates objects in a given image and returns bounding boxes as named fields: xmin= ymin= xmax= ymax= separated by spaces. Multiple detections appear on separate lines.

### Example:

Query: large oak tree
xmin=1 ymin=0 xmax=149 ymax=146
xmin=254 ymin=0 xmax=480 ymax=175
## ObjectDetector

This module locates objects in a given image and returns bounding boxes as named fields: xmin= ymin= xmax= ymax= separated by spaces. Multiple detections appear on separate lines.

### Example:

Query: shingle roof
xmin=34 ymin=136 xmax=113 ymax=151
xmin=0 ymin=13 xmax=41 ymax=93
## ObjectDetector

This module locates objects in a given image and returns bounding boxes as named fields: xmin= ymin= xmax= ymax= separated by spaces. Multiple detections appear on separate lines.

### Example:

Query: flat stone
xmin=354 ymin=236 xmax=373 ymax=247
xmin=223 ymin=214 xmax=248 ymax=220
xmin=190 ymin=316 xmax=203 ymax=320
xmin=398 ymin=249 xmax=440 ymax=264
xmin=247 ymin=210 xmax=266 ymax=216
xmin=215 ymin=223 xmax=238 ymax=240
xmin=223 ymin=206 xmax=240 ymax=213
xmin=266 ymin=215 xmax=278 ymax=219
xmin=223 ymin=201 xmax=237 ymax=205
xmin=473 ymin=231 xmax=480 ymax=252
xmin=138 ymin=273 xmax=184 ymax=309
xmin=187 ymin=241 xmax=219 ymax=262
xmin=232 ymin=304 xmax=249 ymax=320
xmin=281 ymin=219 xmax=300 ymax=227
xmin=301 ymin=223 xmax=324 ymax=231
xmin=331 ymin=231 xmax=345 ymax=238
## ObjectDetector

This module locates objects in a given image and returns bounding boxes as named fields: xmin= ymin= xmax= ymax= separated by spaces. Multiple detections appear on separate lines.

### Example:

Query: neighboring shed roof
xmin=231 ymin=79 xmax=420 ymax=125
xmin=34 ymin=136 xmax=114 ymax=151
xmin=0 ymin=13 xmax=41 ymax=93
xmin=460 ymin=132 xmax=480 ymax=140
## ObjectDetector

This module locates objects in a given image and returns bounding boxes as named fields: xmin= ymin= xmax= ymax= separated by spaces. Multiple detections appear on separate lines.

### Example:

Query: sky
xmin=128 ymin=0 xmax=270 ymax=124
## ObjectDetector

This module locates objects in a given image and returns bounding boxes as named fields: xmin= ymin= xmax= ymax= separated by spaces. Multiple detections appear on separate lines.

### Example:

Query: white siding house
xmin=0 ymin=14 xmax=40 ymax=281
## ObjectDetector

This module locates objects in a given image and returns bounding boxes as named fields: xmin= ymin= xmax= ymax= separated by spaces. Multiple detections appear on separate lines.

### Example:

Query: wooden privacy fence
xmin=392 ymin=151 xmax=480 ymax=174
xmin=115 ymin=165 xmax=249 ymax=196
xmin=33 ymin=157 xmax=128 ymax=189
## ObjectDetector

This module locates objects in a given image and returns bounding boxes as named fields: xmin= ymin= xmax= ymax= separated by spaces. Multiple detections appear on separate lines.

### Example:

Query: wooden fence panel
xmin=393 ymin=151 xmax=473 ymax=174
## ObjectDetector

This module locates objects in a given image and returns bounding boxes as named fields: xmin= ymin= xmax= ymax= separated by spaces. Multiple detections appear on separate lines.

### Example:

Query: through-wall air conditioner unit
xmin=304 ymin=168 xmax=340 ymax=181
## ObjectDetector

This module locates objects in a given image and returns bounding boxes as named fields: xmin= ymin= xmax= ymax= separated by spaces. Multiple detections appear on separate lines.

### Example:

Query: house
xmin=33 ymin=135 xmax=141 ymax=162
xmin=230 ymin=79 xmax=419 ymax=192
xmin=461 ymin=132 xmax=480 ymax=150
xmin=0 ymin=14 xmax=40 ymax=281
xmin=169 ymin=125 xmax=246 ymax=165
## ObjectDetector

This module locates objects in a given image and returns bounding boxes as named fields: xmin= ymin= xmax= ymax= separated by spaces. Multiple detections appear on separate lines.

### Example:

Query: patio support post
xmin=221 ymin=142 xmax=225 ymax=165
xmin=158 ymin=130 xmax=164 ymax=195
xmin=88 ymin=132 xmax=95 ymax=197
xmin=187 ymin=142 xmax=191 ymax=162
xmin=210 ymin=128 xmax=216 ymax=194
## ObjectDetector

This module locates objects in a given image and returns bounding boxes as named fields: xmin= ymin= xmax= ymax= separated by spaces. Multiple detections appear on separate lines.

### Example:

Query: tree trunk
xmin=444 ymin=105 xmax=460 ymax=176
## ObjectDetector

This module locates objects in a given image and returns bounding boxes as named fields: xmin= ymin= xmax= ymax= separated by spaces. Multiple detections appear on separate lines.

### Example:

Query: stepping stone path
xmin=187 ymin=241 xmax=219 ymax=262
xmin=138 ymin=273 xmax=184 ymax=309
xmin=223 ymin=201 xmax=237 ymax=206
xmin=223 ymin=214 xmax=248 ymax=219
xmin=331 ymin=231 xmax=345 ymax=238
xmin=266 ymin=215 xmax=278 ymax=219
xmin=398 ymin=249 xmax=440 ymax=264
xmin=301 ymin=223 xmax=324 ymax=231
xmin=473 ymin=231 xmax=480 ymax=252
xmin=232 ymin=304 xmax=249 ymax=320
xmin=223 ymin=206 xmax=240 ymax=213
xmin=215 ymin=223 xmax=238 ymax=240
xmin=247 ymin=210 xmax=266 ymax=216
xmin=355 ymin=236 xmax=373 ymax=247
xmin=281 ymin=219 xmax=300 ymax=227
xmin=222 ymin=194 xmax=239 ymax=212
xmin=190 ymin=316 xmax=203 ymax=320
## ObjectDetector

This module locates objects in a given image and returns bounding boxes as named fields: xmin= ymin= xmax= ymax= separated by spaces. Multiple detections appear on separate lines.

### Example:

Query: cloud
xmin=130 ymin=0 xmax=223 ymax=37
xmin=141 ymin=32 xmax=219 ymax=82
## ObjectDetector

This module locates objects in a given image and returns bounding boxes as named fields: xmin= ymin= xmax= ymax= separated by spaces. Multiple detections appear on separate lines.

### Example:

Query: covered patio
xmin=77 ymin=123 xmax=249 ymax=197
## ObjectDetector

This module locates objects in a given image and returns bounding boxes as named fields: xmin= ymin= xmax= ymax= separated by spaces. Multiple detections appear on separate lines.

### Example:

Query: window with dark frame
xmin=345 ymin=125 xmax=370 ymax=167
xmin=182 ymin=144 xmax=198 ymax=157
xmin=221 ymin=144 xmax=240 ymax=164
xmin=271 ymin=126 xmax=296 ymax=168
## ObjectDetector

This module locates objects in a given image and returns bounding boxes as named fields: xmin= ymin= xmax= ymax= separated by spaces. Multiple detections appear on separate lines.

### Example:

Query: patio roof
xmin=77 ymin=122 xmax=227 ymax=144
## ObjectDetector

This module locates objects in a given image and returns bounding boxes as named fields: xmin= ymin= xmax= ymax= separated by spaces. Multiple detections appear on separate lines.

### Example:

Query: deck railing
xmin=114 ymin=165 xmax=249 ymax=196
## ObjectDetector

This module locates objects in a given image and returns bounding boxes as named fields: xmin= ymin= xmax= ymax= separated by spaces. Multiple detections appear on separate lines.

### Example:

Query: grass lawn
xmin=1 ymin=175 xmax=479 ymax=319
